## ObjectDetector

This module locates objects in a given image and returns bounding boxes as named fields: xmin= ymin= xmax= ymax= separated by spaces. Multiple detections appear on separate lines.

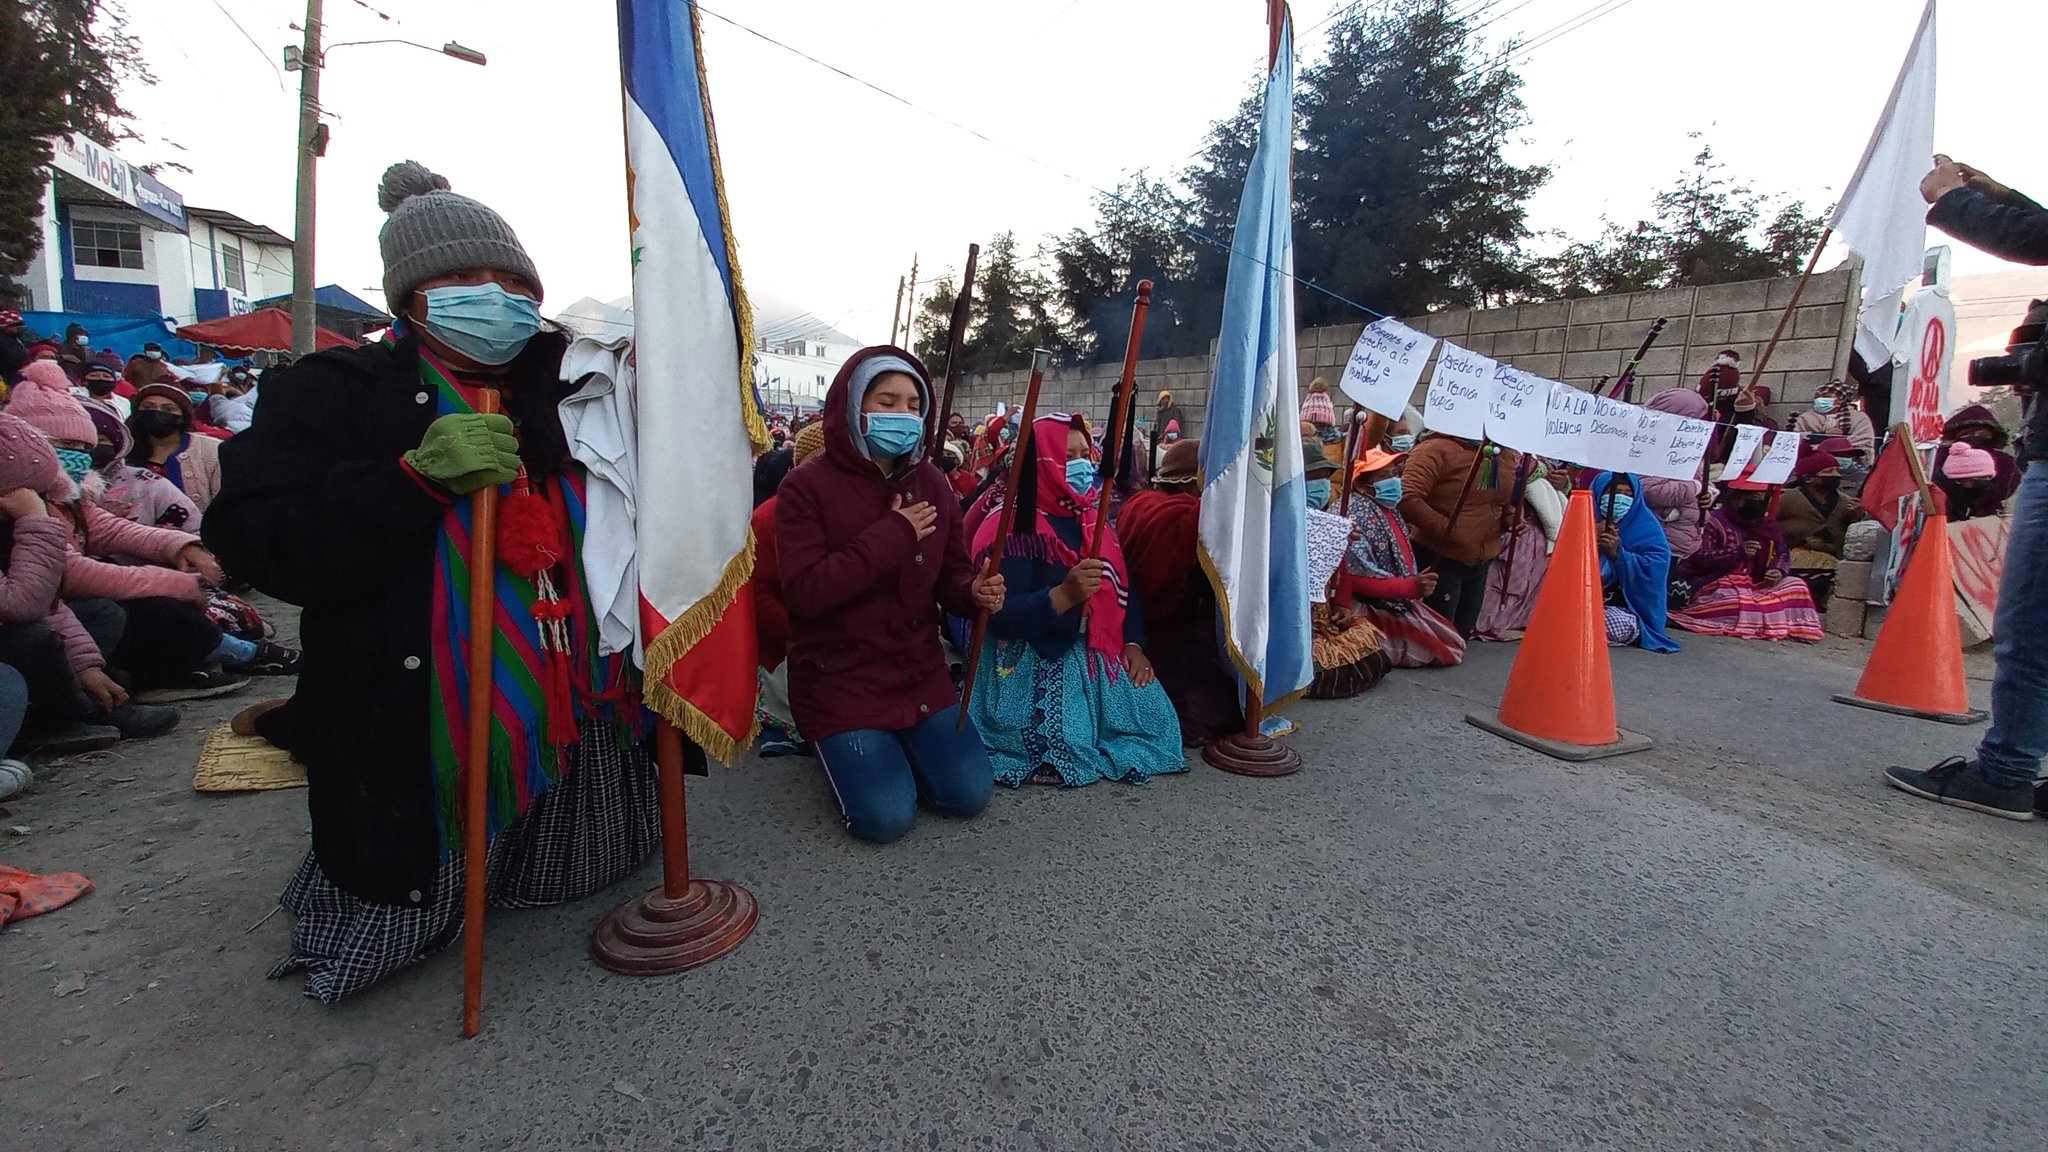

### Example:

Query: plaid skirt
xmin=269 ymin=733 xmax=661 ymax=1002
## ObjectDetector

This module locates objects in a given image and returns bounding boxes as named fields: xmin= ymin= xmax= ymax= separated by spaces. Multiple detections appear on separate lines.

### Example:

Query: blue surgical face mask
xmin=55 ymin=448 xmax=92 ymax=484
xmin=1305 ymin=478 xmax=1332 ymax=509
xmin=1373 ymin=477 xmax=1403 ymax=504
xmin=1065 ymin=458 xmax=1097 ymax=493
xmin=1390 ymin=434 xmax=1416 ymax=453
xmin=861 ymin=411 xmax=924 ymax=459
xmin=418 ymin=283 xmax=543 ymax=366
xmin=1812 ymin=398 xmax=1836 ymax=414
xmin=187 ymin=390 xmax=209 ymax=407
xmin=1604 ymin=493 xmax=1635 ymax=521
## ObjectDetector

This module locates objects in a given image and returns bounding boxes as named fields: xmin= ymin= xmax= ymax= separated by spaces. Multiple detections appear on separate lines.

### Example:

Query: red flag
xmin=1861 ymin=435 xmax=1920 ymax=531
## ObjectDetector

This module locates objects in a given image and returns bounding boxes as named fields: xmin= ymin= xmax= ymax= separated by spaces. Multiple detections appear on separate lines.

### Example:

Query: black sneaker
xmin=15 ymin=722 xmax=122 ymax=755
xmin=1884 ymin=757 xmax=2037 ymax=821
xmin=83 ymin=703 xmax=180 ymax=740
xmin=231 ymin=641 xmax=302 ymax=677
xmin=134 ymin=669 xmax=252 ymax=703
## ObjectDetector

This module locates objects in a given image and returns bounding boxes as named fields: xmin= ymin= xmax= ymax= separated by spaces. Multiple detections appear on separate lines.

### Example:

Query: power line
xmin=695 ymin=3 xmax=1389 ymax=321
xmin=208 ymin=0 xmax=287 ymax=91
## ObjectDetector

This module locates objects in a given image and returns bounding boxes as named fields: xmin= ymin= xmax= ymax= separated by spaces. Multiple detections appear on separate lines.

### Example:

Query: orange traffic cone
xmin=1834 ymin=513 xmax=1988 ymax=724
xmin=1466 ymin=487 xmax=1653 ymax=760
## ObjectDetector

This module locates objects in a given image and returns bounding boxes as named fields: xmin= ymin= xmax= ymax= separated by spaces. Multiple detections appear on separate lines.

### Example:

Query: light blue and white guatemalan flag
xmin=1197 ymin=6 xmax=1312 ymax=713
xmin=618 ymin=0 xmax=770 ymax=762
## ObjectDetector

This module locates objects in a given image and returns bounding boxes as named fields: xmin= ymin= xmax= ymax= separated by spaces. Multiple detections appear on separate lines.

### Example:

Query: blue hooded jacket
xmin=1590 ymin=471 xmax=1679 ymax=653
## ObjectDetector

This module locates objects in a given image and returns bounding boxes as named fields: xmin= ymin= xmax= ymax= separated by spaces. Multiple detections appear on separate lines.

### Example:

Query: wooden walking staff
xmin=460 ymin=388 xmax=502 ymax=1039
xmin=958 ymin=348 xmax=1053 ymax=730
xmin=1086 ymin=281 xmax=1154 ymax=563
xmin=926 ymin=242 xmax=982 ymax=460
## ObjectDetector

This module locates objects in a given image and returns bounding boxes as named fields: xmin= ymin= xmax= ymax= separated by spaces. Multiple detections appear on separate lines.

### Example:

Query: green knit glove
xmin=405 ymin=413 xmax=520 ymax=495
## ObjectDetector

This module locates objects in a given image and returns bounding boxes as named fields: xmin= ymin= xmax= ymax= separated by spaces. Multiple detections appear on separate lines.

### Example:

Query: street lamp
xmin=286 ymin=0 xmax=488 ymax=356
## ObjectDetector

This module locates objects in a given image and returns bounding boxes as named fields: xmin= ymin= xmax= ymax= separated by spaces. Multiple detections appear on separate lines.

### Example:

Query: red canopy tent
xmin=175 ymin=308 xmax=358 ymax=355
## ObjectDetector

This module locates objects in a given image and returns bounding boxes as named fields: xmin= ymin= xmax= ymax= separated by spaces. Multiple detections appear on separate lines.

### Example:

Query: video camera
xmin=1971 ymin=330 xmax=2048 ymax=395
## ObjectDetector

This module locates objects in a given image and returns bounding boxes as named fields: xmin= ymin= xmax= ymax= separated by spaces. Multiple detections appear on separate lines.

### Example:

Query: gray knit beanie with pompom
xmin=376 ymin=160 xmax=542 ymax=309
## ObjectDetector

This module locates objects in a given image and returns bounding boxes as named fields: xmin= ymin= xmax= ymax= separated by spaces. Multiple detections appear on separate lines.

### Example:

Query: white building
xmin=753 ymin=318 xmax=863 ymax=411
xmin=11 ymin=131 xmax=294 ymax=326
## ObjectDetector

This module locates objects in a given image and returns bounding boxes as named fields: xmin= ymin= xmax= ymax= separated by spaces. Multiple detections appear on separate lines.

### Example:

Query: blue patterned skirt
xmin=967 ymin=637 xmax=1188 ymax=787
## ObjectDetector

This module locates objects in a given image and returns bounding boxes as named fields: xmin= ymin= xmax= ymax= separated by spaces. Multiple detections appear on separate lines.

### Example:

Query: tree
xmin=1540 ymin=143 xmax=1831 ymax=295
xmin=964 ymin=232 xmax=1069 ymax=375
xmin=1049 ymin=172 xmax=1203 ymax=362
xmin=1289 ymin=0 xmax=1550 ymax=323
xmin=909 ymin=234 xmax=1072 ymax=378
xmin=0 ymin=2 xmax=151 ymax=305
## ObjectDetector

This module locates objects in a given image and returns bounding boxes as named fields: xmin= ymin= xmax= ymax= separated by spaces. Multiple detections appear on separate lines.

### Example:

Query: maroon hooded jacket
xmin=775 ymin=346 xmax=977 ymax=739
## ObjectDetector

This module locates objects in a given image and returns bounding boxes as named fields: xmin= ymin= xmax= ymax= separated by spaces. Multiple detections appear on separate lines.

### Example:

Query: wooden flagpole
xmin=1746 ymin=227 xmax=1834 ymax=390
xmin=958 ymin=349 xmax=1052 ymax=729
xmin=460 ymin=387 xmax=501 ymax=1039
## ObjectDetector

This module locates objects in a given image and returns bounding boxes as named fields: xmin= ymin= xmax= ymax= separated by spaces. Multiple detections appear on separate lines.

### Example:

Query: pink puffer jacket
xmin=57 ymin=501 xmax=204 ymax=605
xmin=1 ymin=515 xmax=106 ymax=672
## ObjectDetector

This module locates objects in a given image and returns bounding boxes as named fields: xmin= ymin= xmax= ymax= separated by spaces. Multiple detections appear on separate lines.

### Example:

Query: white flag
xmin=1828 ymin=0 xmax=1936 ymax=364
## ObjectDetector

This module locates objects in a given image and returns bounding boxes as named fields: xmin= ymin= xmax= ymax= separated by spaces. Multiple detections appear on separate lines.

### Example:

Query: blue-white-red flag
xmin=1197 ymin=4 xmax=1312 ymax=714
xmin=618 ymin=0 xmax=769 ymax=762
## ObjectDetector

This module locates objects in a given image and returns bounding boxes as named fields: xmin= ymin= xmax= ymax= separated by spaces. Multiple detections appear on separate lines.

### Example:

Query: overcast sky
xmin=126 ymin=0 xmax=2044 ymax=343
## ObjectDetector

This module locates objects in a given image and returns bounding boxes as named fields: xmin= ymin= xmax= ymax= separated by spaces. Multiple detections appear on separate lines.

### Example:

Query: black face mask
xmin=84 ymin=377 xmax=116 ymax=395
xmin=134 ymin=410 xmax=183 ymax=440
xmin=89 ymin=443 xmax=118 ymax=467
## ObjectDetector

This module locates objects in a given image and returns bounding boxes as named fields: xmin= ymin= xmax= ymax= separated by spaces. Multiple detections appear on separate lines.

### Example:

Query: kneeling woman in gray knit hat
xmin=205 ymin=161 xmax=662 ymax=1002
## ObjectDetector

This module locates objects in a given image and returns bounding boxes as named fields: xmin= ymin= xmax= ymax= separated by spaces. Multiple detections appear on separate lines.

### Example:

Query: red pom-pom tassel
xmin=497 ymin=490 xmax=562 ymax=579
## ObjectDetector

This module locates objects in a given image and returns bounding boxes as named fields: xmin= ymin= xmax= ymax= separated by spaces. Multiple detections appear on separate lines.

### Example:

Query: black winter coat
xmin=204 ymin=331 xmax=577 ymax=906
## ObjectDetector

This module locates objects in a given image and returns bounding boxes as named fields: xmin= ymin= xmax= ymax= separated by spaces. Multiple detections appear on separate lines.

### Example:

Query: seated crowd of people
xmin=748 ymin=349 xmax=2025 ymax=846
xmin=0 ymin=313 xmax=297 ymax=793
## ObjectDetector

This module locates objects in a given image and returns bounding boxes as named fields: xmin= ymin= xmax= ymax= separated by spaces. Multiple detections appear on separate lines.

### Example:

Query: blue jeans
xmin=814 ymin=705 xmax=994 ymax=843
xmin=1975 ymin=464 xmax=2048 ymax=787
xmin=0 ymin=663 xmax=28 ymax=756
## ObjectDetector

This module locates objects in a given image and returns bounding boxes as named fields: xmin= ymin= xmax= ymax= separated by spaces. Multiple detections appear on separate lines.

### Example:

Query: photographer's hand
xmin=1922 ymin=155 xmax=1970 ymax=206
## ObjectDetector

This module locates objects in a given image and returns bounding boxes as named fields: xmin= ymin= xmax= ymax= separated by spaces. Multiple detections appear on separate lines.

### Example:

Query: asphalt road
xmin=4 ymin=626 xmax=2045 ymax=1150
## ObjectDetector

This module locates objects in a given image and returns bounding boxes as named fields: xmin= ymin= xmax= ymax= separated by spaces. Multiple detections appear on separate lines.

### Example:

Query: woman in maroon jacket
xmin=776 ymin=347 xmax=1005 ymax=842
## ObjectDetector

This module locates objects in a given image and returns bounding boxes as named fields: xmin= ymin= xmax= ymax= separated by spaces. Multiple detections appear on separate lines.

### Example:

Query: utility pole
xmin=289 ymin=0 xmax=324 ymax=357
xmin=902 ymin=254 xmax=919 ymax=352
xmin=888 ymin=275 xmax=905 ymax=346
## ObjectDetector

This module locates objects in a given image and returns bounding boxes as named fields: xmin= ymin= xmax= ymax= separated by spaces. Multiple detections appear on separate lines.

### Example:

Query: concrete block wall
xmin=943 ymin=267 xmax=1857 ymax=442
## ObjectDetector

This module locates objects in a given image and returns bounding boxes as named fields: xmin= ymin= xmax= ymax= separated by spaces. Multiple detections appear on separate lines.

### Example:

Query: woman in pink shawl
xmin=1638 ymin=389 xmax=1712 ymax=561
xmin=964 ymin=413 xmax=1185 ymax=787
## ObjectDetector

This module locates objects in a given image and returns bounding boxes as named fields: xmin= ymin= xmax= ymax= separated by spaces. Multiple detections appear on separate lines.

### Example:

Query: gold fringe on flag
xmin=690 ymin=0 xmax=769 ymax=458
xmin=642 ymin=530 xmax=762 ymax=766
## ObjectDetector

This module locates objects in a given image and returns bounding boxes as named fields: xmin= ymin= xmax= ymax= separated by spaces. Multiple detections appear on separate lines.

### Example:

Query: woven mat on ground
xmin=193 ymin=724 xmax=306 ymax=792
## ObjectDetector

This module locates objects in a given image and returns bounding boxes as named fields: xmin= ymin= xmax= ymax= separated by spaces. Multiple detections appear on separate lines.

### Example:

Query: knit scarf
xmin=420 ymin=350 xmax=644 ymax=855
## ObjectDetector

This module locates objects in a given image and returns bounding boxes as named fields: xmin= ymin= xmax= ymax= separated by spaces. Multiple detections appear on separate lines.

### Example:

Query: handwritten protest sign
xmin=1719 ymin=425 xmax=1767 ymax=483
xmin=1749 ymin=430 xmax=1802 ymax=486
xmin=1486 ymin=364 xmax=1554 ymax=452
xmin=1582 ymin=394 xmax=1642 ymax=473
xmin=1337 ymin=319 xmax=1436 ymax=419
xmin=1543 ymin=384 xmax=1594 ymax=465
xmin=1422 ymin=345 xmax=1493 ymax=440
xmin=1627 ymin=411 xmax=1714 ymax=480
